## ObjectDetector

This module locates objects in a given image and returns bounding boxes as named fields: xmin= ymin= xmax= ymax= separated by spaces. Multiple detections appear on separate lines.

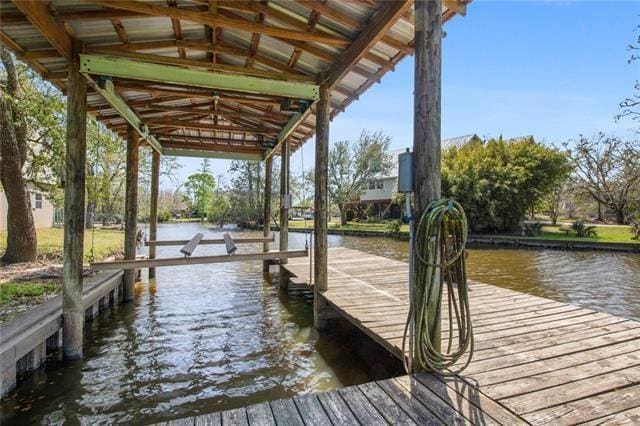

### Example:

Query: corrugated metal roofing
xmin=0 ymin=0 xmax=467 ymax=158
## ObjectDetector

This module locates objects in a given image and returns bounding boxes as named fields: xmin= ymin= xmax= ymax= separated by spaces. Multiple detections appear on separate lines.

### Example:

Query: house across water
xmin=358 ymin=134 xmax=483 ymax=220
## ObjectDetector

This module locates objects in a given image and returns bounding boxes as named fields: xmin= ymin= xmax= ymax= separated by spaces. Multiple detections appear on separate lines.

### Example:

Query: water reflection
xmin=2 ymin=223 xmax=389 ymax=424
xmin=290 ymin=232 xmax=640 ymax=321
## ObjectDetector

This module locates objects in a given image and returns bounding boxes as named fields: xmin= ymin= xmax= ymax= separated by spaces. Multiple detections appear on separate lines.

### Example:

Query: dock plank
xmin=168 ymin=247 xmax=640 ymax=425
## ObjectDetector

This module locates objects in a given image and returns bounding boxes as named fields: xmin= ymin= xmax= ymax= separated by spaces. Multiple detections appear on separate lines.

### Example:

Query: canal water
xmin=2 ymin=223 xmax=639 ymax=424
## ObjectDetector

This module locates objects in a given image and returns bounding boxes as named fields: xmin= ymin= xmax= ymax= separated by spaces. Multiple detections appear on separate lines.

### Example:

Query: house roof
xmin=0 ymin=0 xmax=469 ymax=160
xmin=441 ymin=133 xmax=482 ymax=150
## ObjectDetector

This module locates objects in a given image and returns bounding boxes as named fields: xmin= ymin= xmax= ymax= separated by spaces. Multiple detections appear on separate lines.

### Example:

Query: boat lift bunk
xmin=90 ymin=233 xmax=307 ymax=271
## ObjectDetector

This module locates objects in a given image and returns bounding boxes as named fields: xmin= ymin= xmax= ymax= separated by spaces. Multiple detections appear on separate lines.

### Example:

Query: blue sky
xmin=170 ymin=1 xmax=639 ymax=187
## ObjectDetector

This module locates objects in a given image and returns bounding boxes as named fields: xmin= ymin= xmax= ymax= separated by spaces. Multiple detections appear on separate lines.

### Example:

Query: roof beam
xmin=11 ymin=0 xmax=72 ymax=59
xmin=265 ymin=105 xmax=314 ymax=161
xmin=80 ymin=54 xmax=320 ymax=100
xmin=145 ymin=118 xmax=278 ymax=135
xmin=443 ymin=0 xmax=467 ymax=16
xmin=84 ymin=75 xmax=163 ymax=153
xmin=81 ymin=1 xmax=349 ymax=46
xmin=87 ymin=47 xmax=312 ymax=82
xmin=163 ymin=147 xmax=264 ymax=161
xmin=324 ymin=0 xmax=412 ymax=88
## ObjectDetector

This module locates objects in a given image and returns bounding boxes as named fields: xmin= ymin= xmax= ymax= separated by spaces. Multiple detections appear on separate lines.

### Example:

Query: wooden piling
xmin=279 ymin=139 xmax=290 ymax=262
xmin=148 ymin=149 xmax=160 ymax=279
xmin=62 ymin=38 xmax=87 ymax=360
xmin=278 ymin=140 xmax=290 ymax=288
xmin=414 ymin=0 xmax=443 ymax=356
xmin=123 ymin=125 xmax=139 ymax=302
xmin=262 ymin=155 xmax=273 ymax=272
xmin=314 ymin=85 xmax=330 ymax=327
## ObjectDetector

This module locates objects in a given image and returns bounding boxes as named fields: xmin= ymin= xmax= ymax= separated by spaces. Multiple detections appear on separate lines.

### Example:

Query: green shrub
xmin=630 ymin=219 xmax=640 ymax=240
xmin=442 ymin=137 xmax=570 ymax=233
xmin=571 ymin=220 xmax=598 ymax=238
xmin=520 ymin=221 xmax=543 ymax=237
xmin=385 ymin=219 xmax=402 ymax=235
xmin=158 ymin=210 xmax=172 ymax=222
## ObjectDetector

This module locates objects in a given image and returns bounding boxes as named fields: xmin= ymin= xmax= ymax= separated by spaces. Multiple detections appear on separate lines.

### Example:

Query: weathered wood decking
xmin=174 ymin=247 xmax=640 ymax=425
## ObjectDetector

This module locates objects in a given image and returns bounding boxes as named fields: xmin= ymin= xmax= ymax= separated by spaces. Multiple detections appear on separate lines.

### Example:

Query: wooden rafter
xmin=11 ymin=0 xmax=72 ymax=59
xmin=167 ymin=0 xmax=187 ymax=59
xmin=325 ymin=0 xmax=412 ymax=88
xmin=110 ymin=19 xmax=129 ymax=44
xmin=80 ymin=1 xmax=350 ymax=46
xmin=143 ymin=118 xmax=278 ymax=135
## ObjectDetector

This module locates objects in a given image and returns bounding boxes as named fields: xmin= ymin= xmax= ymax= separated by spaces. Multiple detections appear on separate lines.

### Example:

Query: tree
xmin=208 ymin=193 xmax=231 ymax=227
xmin=86 ymin=118 xmax=126 ymax=228
xmin=0 ymin=48 xmax=38 ymax=262
xmin=442 ymin=137 xmax=571 ymax=233
xmin=566 ymin=133 xmax=640 ymax=224
xmin=138 ymin=148 xmax=181 ymax=220
xmin=616 ymin=23 xmax=639 ymax=132
xmin=227 ymin=160 xmax=266 ymax=223
xmin=328 ymin=130 xmax=392 ymax=225
xmin=184 ymin=160 xmax=216 ymax=221
xmin=507 ymin=137 xmax=572 ymax=219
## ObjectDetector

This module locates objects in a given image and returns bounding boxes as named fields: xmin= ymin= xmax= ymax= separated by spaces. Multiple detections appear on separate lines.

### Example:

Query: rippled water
xmin=2 ymin=223 xmax=639 ymax=423
xmin=319 ymin=233 xmax=640 ymax=321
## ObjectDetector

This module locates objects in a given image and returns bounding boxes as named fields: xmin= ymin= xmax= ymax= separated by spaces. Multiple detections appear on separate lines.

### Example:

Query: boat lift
xmin=90 ymin=233 xmax=307 ymax=272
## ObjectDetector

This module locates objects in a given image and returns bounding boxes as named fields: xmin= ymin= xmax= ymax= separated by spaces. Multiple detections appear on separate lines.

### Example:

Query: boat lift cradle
xmin=90 ymin=233 xmax=307 ymax=271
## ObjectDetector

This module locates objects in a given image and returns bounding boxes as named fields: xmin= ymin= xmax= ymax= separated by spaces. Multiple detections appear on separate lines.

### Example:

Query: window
xmin=35 ymin=192 xmax=43 ymax=209
xmin=376 ymin=180 xmax=384 ymax=189
xmin=368 ymin=181 xmax=376 ymax=190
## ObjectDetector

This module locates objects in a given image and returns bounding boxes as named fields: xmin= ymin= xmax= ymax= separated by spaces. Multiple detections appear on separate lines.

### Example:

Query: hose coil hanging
xmin=403 ymin=198 xmax=474 ymax=374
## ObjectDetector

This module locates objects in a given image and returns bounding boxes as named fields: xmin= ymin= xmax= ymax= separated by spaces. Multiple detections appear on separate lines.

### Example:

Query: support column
xmin=279 ymin=140 xmax=290 ymax=258
xmin=123 ymin=125 xmax=139 ymax=302
xmin=62 ymin=38 xmax=87 ymax=360
xmin=148 ymin=149 xmax=160 ymax=279
xmin=414 ymin=0 xmax=443 ymax=355
xmin=278 ymin=140 xmax=290 ymax=288
xmin=314 ymin=85 xmax=330 ymax=328
xmin=262 ymin=155 xmax=273 ymax=272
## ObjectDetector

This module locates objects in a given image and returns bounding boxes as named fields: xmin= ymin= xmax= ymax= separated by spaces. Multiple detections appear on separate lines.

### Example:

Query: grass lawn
xmin=288 ymin=220 xmax=637 ymax=243
xmin=0 ymin=227 xmax=124 ymax=262
xmin=536 ymin=224 xmax=638 ymax=244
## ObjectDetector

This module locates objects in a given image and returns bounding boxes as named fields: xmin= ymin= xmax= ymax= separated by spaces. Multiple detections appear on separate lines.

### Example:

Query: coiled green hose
xmin=402 ymin=198 xmax=474 ymax=374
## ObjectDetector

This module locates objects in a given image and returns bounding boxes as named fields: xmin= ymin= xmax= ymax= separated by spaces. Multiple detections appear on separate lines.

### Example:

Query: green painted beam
xmin=163 ymin=148 xmax=264 ymax=161
xmin=265 ymin=103 xmax=315 ymax=160
xmin=83 ymin=75 xmax=163 ymax=154
xmin=80 ymin=54 xmax=320 ymax=100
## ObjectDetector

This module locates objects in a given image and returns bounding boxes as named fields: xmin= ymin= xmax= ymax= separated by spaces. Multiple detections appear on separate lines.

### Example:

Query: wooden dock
xmin=172 ymin=247 xmax=640 ymax=425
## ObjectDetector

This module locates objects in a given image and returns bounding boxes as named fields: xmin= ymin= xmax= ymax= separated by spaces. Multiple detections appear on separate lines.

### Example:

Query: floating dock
xmin=170 ymin=247 xmax=640 ymax=425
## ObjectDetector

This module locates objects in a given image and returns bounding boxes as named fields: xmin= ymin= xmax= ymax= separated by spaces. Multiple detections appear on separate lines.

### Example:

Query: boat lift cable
xmin=402 ymin=198 xmax=474 ymax=374
xmin=88 ymin=124 xmax=103 ymax=264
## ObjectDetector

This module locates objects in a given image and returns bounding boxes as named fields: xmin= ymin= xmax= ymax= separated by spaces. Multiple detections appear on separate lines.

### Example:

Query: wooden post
xmin=62 ymin=38 xmax=87 ymax=360
xmin=262 ymin=155 xmax=273 ymax=272
xmin=314 ymin=85 xmax=330 ymax=328
xmin=123 ymin=125 xmax=139 ymax=301
xmin=279 ymin=140 xmax=290 ymax=258
xmin=148 ymin=149 xmax=160 ymax=279
xmin=278 ymin=140 xmax=290 ymax=288
xmin=414 ymin=0 xmax=443 ymax=357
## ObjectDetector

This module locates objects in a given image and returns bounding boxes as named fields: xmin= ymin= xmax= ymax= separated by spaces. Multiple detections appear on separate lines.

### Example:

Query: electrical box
xmin=281 ymin=194 xmax=292 ymax=209
xmin=397 ymin=148 xmax=414 ymax=193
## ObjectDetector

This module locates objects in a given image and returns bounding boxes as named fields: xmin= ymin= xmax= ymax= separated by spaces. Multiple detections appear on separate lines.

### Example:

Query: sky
xmin=167 ymin=0 xmax=640 ymax=188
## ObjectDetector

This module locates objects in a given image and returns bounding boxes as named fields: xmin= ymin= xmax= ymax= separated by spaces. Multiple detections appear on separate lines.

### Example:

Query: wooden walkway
xmin=171 ymin=247 xmax=640 ymax=425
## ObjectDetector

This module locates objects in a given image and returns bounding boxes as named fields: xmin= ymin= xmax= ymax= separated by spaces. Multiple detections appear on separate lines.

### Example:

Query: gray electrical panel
xmin=397 ymin=148 xmax=414 ymax=193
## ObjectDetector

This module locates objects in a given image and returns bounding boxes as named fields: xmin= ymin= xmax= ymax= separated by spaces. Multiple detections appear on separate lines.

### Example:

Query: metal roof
xmin=0 ymin=0 xmax=467 ymax=160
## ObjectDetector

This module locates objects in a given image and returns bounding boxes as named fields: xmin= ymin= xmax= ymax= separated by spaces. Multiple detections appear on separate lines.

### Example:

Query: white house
xmin=358 ymin=134 xmax=483 ymax=218
xmin=0 ymin=183 xmax=57 ymax=231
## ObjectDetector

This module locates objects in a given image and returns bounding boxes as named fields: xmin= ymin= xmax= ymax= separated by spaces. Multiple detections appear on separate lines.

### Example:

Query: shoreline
xmin=245 ymin=224 xmax=640 ymax=253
